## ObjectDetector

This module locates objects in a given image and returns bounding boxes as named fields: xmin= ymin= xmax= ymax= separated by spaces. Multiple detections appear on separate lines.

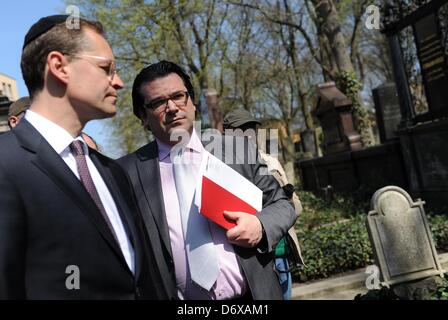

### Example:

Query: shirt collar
xmin=156 ymin=128 xmax=202 ymax=162
xmin=25 ymin=110 xmax=87 ymax=155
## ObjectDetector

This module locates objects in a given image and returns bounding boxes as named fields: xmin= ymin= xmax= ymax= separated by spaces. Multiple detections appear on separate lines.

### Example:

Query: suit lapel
xmin=135 ymin=142 xmax=173 ymax=258
xmin=14 ymin=120 xmax=127 ymax=268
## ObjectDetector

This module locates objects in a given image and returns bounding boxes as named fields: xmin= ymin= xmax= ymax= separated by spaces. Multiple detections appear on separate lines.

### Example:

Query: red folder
xmin=195 ymin=152 xmax=262 ymax=230
xmin=200 ymin=176 xmax=258 ymax=230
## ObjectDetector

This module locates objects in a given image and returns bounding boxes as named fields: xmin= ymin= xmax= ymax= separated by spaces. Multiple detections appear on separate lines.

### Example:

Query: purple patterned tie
xmin=70 ymin=140 xmax=119 ymax=244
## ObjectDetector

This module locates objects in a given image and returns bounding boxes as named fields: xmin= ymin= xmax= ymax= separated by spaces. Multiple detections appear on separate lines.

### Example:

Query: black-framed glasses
xmin=144 ymin=91 xmax=189 ymax=112
xmin=68 ymin=54 xmax=118 ymax=81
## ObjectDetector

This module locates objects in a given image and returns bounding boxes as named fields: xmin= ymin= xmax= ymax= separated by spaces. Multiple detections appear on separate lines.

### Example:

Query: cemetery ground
xmin=291 ymin=190 xmax=448 ymax=300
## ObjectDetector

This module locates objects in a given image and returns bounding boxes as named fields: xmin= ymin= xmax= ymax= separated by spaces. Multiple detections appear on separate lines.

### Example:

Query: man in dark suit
xmin=0 ymin=15 xmax=164 ymax=299
xmin=118 ymin=61 xmax=296 ymax=300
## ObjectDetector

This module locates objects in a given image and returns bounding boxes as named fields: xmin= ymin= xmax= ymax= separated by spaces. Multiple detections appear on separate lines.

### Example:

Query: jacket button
xmin=135 ymin=287 xmax=141 ymax=298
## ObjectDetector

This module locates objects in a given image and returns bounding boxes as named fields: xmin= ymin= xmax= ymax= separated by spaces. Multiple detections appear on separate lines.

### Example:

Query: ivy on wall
xmin=335 ymin=71 xmax=374 ymax=147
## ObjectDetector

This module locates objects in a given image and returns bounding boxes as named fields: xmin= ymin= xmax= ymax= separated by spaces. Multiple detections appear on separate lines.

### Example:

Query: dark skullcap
xmin=23 ymin=15 xmax=69 ymax=49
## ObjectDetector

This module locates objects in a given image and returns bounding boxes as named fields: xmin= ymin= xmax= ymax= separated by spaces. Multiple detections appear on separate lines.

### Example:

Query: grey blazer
xmin=117 ymin=135 xmax=296 ymax=300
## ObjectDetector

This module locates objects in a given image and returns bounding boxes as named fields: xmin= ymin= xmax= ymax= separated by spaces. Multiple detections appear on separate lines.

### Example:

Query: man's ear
xmin=47 ymin=51 xmax=70 ymax=85
xmin=8 ymin=116 xmax=19 ymax=128
xmin=140 ymin=111 xmax=151 ymax=131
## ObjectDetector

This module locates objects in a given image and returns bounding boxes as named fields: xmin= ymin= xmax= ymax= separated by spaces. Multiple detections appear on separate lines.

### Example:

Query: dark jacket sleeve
xmin=0 ymin=160 xmax=26 ymax=299
xmin=221 ymin=136 xmax=297 ymax=253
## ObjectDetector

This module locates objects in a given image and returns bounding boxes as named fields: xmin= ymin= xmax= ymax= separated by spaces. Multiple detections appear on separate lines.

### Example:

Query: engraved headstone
xmin=372 ymin=83 xmax=401 ymax=142
xmin=366 ymin=186 xmax=445 ymax=287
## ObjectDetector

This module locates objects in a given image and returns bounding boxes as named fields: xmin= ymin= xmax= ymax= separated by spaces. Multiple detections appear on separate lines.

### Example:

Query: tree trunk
xmin=312 ymin=0 xmax=354 ymax=74
xmin=311 ymin=0 xmax=374 ymax=146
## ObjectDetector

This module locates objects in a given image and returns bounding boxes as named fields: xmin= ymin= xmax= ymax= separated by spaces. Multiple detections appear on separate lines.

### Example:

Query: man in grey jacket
xmin=118 ymin=60 xmax=295 ymax=300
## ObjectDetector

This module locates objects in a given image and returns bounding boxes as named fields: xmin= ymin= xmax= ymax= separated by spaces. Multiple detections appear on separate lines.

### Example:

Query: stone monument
xmin=372 ymin=83 xmax=401 ymax=143
xmin=366 ymin=186 xmax=445 ymax=299
xmin=205 ymin=89 xmax=223 ymax=133
xmin=313 ymin=82 xmax=362 ymax=155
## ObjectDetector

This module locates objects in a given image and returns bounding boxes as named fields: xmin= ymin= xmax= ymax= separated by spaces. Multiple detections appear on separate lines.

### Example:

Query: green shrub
xmin=297 ymin=191 xmax=346 ymax=228
xmin=431 ymin=277 xmax=448 ymax=300
xmin=294 ymin=215 xmax=373 ymax=282
xmin=293 ymin=192 xmax=448 ymax=282
xmin=428 ymin=214 xmax=448 ymax=253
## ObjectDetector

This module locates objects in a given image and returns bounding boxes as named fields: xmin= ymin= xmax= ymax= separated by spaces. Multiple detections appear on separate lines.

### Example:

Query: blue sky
xmin=0 ymin=0 xmax=116 ymax=157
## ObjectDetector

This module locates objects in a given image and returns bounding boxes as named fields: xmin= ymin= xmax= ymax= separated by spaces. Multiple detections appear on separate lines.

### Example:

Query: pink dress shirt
xmin=157 ymin=130 xmax=247 ymax=300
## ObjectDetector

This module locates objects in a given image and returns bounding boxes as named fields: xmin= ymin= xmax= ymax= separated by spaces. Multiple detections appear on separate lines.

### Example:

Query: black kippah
xmin=23 ymin=15 xmax=69 ymax=49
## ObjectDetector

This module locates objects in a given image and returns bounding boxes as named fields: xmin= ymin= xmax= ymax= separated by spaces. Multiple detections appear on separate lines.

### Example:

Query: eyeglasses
xmin=69 ymin=54 xmax=118 ymax=81
xmin=144 ymin=91 xmax=190 ymax=112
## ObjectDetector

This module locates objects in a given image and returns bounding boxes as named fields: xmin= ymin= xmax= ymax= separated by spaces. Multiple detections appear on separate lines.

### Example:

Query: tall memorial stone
xmin=366 ymin=186 xmax=445 ymax=289
xmin=300 ymin=129 xmax=318 ymax=157
xmin=205 ymin=89 xmax=223 ymax=133
xmin=372 ymin=83 xmax=402 ymax=143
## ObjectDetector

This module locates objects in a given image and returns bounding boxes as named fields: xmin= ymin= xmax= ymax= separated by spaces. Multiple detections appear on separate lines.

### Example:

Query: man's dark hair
xmin=132 ymin=60 xmax=195 ymax=120
xmin=21 ymin=19 xmax=104 ymax=99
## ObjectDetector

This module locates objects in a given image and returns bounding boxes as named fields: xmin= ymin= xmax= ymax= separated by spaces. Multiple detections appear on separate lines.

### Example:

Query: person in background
xmin=9 ymin=98 xmax=99 ymax=154
xmin=223 ymin=108 xmax=304 ymax=300
xmin=8 ymin=96 xmax=30 ymax=129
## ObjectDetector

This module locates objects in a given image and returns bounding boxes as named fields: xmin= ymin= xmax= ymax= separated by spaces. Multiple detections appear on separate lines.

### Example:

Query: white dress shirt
xmin=25 ymin=110 xmax=135 ymax=274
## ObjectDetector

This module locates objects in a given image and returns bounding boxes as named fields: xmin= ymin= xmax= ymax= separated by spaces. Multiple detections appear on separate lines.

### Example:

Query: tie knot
xmin=70 ymin=140 xmax=85 ymax=156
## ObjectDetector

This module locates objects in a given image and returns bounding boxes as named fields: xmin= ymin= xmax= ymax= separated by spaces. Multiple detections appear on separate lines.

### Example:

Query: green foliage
xmin=297 ymin=191 xmax=347 ymax=227
xmin=431 ymin=277 xmax=448 ymax=300
xmin=335 ymin=70 xmax=362 ymax=95
xmin=335 ymin=71 xmax=374 ymax=147
xmin=428 ymin=214 xmax=448 ymax=253
xmin=67 ymin=0 xmax=388 ymax=157
xmin=294 ymin=214 xmax=373 ymax=281
xmin=294 ymin=191 xmax=448 ymax=282
xmin=297 ymin=190 xmax=369 ymax=228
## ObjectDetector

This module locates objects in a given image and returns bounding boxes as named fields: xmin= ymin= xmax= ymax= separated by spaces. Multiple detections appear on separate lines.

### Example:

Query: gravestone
xmin=313 ymin=82 xmax=362 ymax=155
xmin=300 ymin=129 xmax=317 ymax=157
xmin=205 ymin=89 xmax=223 ymax=133
xmin=366 ymin=186 xmax=445 ymax=289
xmin=372 ymin=83 xmax=402 ymax=143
